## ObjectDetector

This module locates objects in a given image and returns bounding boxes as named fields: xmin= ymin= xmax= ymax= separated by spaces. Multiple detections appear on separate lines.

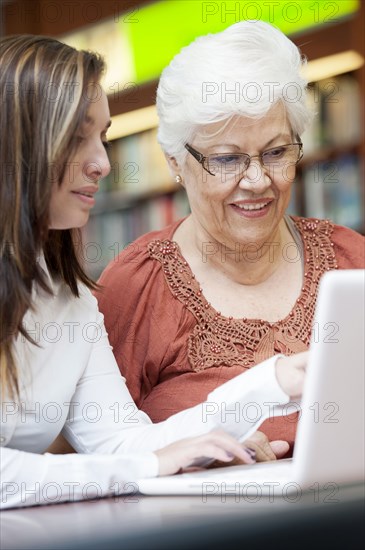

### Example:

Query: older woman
xmin=96 ymin=21 xmax=364 ymax=455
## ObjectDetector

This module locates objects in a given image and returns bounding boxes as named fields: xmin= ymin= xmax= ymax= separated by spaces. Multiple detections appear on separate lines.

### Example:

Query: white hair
xmin=156 ymin=20 xmax=312 ymax=163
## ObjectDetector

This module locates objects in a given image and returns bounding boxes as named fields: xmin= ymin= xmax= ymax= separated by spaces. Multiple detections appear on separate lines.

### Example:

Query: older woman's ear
xmin=164 ymin=153 xmax=185 ymax=187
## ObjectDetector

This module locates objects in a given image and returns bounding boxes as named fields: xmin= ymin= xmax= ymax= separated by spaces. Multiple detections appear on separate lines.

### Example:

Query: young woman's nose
xmin=84 ymin=146 xmax=111 ymax=182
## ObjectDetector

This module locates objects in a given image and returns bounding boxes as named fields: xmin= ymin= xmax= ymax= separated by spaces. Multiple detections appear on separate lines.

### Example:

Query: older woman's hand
xmin=207 ymin=430 xmax=289 ymax=469
xmin=275 ymin=351 xmax=309 ymax=400
xmin=242 ymin=431 xmax=289 ymax=461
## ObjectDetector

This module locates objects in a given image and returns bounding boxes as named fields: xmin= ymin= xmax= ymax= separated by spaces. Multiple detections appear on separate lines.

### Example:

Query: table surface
xmin=1 ymin=483 xmax=364 ymax=550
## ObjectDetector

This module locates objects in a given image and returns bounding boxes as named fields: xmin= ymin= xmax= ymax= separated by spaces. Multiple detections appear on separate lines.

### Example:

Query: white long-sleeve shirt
xmin=0 ymin=257 xmax=289 ymax=509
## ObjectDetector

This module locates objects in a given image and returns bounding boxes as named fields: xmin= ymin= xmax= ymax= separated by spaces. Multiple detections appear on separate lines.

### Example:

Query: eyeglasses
xmin=185 ymin=141 xmax=303 ymax=178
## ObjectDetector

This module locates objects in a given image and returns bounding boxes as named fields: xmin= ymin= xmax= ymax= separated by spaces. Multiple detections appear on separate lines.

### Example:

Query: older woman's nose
xmin=238 ymin=160 xmax=271 ymax=193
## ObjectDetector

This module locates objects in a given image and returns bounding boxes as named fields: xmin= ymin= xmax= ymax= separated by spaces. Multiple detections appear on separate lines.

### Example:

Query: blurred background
xmin=1 ymin=0 xmax=364 ymax=279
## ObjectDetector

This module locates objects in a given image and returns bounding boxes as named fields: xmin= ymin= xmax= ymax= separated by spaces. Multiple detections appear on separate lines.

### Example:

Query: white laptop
xmin=138 ymin=269 xmax=365 ymax=496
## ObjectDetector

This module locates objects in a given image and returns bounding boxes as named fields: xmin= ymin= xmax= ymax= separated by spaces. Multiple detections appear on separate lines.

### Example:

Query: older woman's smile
xmin=230 ymin=198 xmax=274 ymax=218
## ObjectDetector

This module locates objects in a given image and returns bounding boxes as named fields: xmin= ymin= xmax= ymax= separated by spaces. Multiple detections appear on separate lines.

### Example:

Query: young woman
xmin=0 ymin=34 xmax=306 ymax=509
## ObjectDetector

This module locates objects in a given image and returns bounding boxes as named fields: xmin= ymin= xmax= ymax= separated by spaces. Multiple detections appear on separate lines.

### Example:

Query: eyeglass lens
xmin=207 ymin=144 xmax=301 ymax=174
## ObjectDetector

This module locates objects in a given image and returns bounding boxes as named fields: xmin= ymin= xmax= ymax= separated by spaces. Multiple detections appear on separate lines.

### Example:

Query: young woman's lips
xmin=230 ymin=199 xmax=273 ymax=218
xmin=71 ymin=187 xmax=98 ymax=206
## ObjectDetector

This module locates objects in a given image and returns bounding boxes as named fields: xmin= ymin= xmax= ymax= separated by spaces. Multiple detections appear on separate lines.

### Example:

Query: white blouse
xmin=0 ymin=257 xmax=289 ymax=509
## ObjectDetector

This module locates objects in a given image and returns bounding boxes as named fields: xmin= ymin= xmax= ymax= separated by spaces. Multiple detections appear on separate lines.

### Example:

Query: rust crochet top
xmin=96 ymin=217 xmax=364 ymax=451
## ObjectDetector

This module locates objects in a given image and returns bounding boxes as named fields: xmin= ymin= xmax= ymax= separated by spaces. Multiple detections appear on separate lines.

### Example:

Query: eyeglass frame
xmin=185 ymin=139 xmax=304 ymax=177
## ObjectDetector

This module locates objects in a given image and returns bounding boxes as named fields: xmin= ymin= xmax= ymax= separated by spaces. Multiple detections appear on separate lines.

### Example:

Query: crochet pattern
xmin=148 ymin=218 xmax=337 ymax=372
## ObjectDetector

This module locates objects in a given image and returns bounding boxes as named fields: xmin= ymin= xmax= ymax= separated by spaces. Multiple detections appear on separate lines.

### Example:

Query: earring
xmin=175 ymin=175 xmax=182 ymax=184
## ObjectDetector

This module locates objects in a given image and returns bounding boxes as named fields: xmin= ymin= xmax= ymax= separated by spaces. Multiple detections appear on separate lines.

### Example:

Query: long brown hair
xmin=0 ymin=35 xmax=105 ymax=397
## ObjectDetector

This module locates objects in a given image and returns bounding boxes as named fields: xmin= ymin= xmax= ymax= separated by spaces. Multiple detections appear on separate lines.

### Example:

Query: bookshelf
xmin=288 ymin=72 xmax=364 ymax=232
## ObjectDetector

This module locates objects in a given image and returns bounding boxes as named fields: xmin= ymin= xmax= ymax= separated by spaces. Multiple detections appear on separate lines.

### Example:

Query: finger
xmin=203 ymin=432 xmax=256 ymax=464
xmin=269 ymin=440 xmax=290 ymax=459
xmin=243 ymin=431 xmax=267 ymax=446
xmin=242 ymin=431 xmax=276 ymax=462
xmin=199 ymin=446 xmax=254 ymax=467
xmin=207 ymin=450 xmax=256 ymax=470
xmin=244 ymin=440 xmax=276 ymax=462
xmin=187 ymin=443 xmax=235 ymax=465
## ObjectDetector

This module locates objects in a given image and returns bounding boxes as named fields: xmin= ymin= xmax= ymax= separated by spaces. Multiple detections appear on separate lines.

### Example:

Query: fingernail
xmin=244 ymin=447 xmax=256 ymax=460
xmin=226 ymin=452 xmax=234 ymax=459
